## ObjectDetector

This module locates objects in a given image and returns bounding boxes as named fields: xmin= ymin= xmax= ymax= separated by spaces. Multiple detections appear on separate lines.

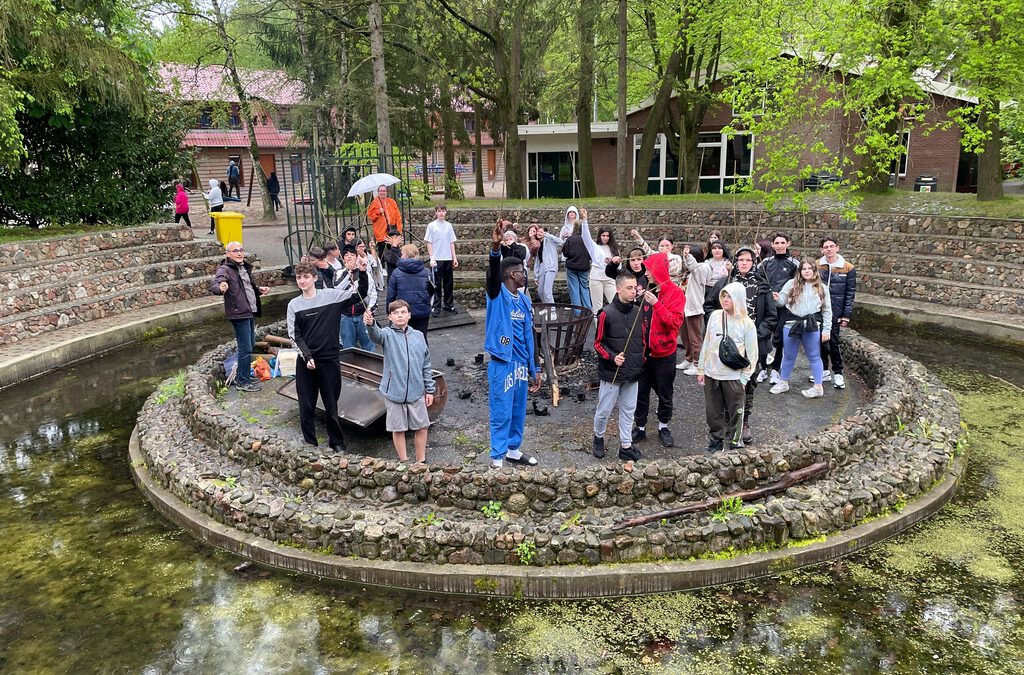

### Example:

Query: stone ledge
xmin=0 ymin=222 xmax=194 ymax=266
xmin=129 ymin=425 xmax=966 ymax=599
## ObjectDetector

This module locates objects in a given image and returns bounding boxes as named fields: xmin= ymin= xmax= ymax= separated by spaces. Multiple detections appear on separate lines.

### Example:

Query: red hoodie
xmin=174 ymin=185 xmax=189 ymax=214
xmin=643 ymin=253 xmax=686 ymax=358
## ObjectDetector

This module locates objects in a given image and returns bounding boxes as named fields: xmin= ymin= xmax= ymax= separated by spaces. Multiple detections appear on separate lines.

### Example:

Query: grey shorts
xmin=385 ymin=398 xmax=430 ymax=432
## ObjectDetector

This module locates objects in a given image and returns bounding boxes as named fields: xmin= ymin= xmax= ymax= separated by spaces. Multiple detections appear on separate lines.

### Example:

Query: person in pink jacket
xmin=174 ymin=183 xmax=191 ymax=228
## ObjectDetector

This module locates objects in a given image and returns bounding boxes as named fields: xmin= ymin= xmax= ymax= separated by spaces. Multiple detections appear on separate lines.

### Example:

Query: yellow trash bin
xmin=211 ymin=211 xmax=244 ymax=247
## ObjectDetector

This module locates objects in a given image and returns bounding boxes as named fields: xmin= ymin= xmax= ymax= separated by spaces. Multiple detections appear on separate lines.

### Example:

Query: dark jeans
xmin=295 ymin=357 xmax=345 ymax=448
xmin=705 ymin=377 xmax=746 ymax=443
xmin=409 ymin=315 xmax=430 ymax=344
xmin=174 ymin=212 xmax=192 ymax=227
xmin=821 ymin=319 xmax=844 ymax=374
xmin=433 ymin=260 xmax=455 ymax=310
xmin=634 ymin=352 xmax=677 ymax=427
xmin=230 ymin=317 xmax=255 ymax=386
xmin=270 ymin=193 xmax=281 ymax=210
xmin=228 ymin=177 xmax=239 ymax=198
xmin=209 ymin=204 xmax=223 ymax=232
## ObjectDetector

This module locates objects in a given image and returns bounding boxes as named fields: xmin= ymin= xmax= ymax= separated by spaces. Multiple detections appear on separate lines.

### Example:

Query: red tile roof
xmin=184 ymin=128 xmax=303 ymax=150
xmin=159 ymin=63 xmax=305 ymax=105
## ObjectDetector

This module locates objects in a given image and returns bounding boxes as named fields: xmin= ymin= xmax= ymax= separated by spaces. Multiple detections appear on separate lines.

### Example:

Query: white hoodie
xmin=203 ymin=178 xmax=224 ymax=208
xmin=698 ymin=281 xmax=758 ymax=383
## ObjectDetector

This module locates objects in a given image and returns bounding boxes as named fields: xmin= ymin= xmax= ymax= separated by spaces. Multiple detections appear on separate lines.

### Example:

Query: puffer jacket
xmin=643 ymin=253 xmax=686 ymax=358
xmin=819 ymin=255 xmax=857 ymax=319
xmin=387 ymin=257 xmax=432 ymax=318
xmin=594 ymin=296 xmax=646 ymax=383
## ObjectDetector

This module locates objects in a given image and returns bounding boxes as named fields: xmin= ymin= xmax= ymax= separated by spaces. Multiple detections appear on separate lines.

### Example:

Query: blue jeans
xmin=566 ymin=268 xmax=592 ymax=310
xmin=230 ymin=318 xmax=255 ymax=385
xmin=340 ymin=314 xmax=374 ymax=351
xmin=780 ymin=325 xmax=824 ymax=384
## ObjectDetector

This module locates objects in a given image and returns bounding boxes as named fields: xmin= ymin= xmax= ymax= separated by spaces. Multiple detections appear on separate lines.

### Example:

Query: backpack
xmin=718 ymin=312 xmax=751 ymax=370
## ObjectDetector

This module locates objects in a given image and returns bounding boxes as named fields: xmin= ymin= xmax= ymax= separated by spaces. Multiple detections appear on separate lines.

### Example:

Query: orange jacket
xmin=367 ymin=197 xmax=403 ymax=242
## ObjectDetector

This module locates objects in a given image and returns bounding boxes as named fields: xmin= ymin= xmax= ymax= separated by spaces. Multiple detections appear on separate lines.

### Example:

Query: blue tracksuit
xmin=485 ymin=250 xmax=536 ymax=459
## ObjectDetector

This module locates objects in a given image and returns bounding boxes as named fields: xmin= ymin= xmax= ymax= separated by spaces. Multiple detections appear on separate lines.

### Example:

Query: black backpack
xmin=718 ymin=311 xmax=751 ymax=370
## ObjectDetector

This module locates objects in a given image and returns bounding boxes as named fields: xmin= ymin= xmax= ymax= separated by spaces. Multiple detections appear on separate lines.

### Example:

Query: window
xmin=276 ymin=108 xmax=292 ymax=131
xmin=228 ymin=106 xmax=242 ymax=129
xmin=635 ymin=132 xmax=753 ymax=194
xmin=464 ymin=116 xmax=475 ymax=133
xmin=890 ymin=131 xmax=910 ymax=177
xmin=197 ymin=107 xmax=213 ymax=129
xmin=290 ymin=154 xmax=303 ymax=183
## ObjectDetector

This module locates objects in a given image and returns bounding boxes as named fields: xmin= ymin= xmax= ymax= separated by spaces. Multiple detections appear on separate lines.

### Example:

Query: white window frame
xmin=634 ymin=132 xmax=753 ymax=194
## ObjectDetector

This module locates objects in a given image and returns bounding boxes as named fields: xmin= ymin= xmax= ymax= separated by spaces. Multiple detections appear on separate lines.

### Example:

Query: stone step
xmin=1 ymin=256 xmax=227 ymax=319
xmin=0 ymin=266 xmax=287 ymax=345
xmin=853 ymin=252 xmax=1022 ymax=289
xmin=0 ymin=223 xmax=195 ymax=268
xmin=860 ymin=271 xmax=1024 ymax=314
xmin=0 ymin=239 xmax=223 ymax=292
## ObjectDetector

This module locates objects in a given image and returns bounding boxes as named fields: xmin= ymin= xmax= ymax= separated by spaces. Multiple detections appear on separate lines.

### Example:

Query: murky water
xmin=2 ymin=316 xmax=1023 ymax=673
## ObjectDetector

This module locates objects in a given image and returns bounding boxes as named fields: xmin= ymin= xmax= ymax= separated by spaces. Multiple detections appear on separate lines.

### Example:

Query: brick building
xmin=159 ymin=63 xmax=306 ymax=202
xmin=516 ymin=67 xmax=975 ymax=198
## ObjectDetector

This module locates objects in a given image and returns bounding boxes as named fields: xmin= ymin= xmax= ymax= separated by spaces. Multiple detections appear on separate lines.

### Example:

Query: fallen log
xmin=255 ymin=341 xmax=269 ymax=351
xmin=611 ymin=460 xmax=829 ymax=531
xmin=265 ymin=334 xmax=294 ymax=347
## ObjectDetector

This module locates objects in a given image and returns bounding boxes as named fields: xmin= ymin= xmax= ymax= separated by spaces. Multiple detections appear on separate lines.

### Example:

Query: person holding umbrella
xmin=367 ymin=184 xmax=403 ymax=258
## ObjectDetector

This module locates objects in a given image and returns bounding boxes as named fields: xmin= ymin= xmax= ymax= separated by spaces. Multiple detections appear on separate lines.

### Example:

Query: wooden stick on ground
xmin=265 ymin=334 xmax=294 ymax=347
xmin=611 ymin=461 xmax=829 ymax=531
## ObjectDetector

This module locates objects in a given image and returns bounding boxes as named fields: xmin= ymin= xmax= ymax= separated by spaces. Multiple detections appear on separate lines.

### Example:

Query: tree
xmin=615 ymin=0 xmax=629 ymax=197
xmin=575 ymin=0 xmax=598 ymax=197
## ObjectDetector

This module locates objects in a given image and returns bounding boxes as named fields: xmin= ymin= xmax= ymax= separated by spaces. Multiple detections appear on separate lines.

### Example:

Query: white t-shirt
xmin=424 ymin=219 xmax=457 ymax=261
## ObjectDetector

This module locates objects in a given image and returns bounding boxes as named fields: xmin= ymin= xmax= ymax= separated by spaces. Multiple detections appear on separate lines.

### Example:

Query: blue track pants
xmin=488 ymin=359 xmax=529 ymax=460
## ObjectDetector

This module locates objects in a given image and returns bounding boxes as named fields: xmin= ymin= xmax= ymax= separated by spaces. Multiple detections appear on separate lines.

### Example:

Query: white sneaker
xmin=770 ymin=381 xmax=790 ymax=394
xmin=676 ymin=359 xmax=691 ymax=371
xmin=833 ymin=374 xmax=845 ymax=389
xmin=756 ymin=369 xmax=768 ymax=383
xmin=801 ymin=386 xmax=824 ymax=399
xmin=809 ymin=370 xmax=832 ymax=383
xmin=684 ymin=365 xmax=699 ymax=376
xmin=766 ymin=350 xmax=775 ymax=366
xmin=769 ymin=370 xmax=781 ymax=385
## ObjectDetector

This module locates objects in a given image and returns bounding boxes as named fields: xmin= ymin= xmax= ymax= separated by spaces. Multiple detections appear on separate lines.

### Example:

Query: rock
xmin=506 ymin=493 xmax=530 ymax=513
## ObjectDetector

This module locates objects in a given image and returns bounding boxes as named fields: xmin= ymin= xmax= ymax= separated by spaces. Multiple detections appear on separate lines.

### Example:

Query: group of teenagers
xmin=483 ymin=210 xmax=857 ymax=467
xmin=211 ymin=201 xmax=856 ymax=470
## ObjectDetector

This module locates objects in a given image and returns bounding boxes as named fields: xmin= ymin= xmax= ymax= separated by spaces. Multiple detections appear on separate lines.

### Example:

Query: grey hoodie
xmin=366 ymin=322 xmax=435 ymax=403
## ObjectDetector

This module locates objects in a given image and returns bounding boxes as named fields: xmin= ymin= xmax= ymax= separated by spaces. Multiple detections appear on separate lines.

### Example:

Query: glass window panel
xmin=664 ymin=148 xmax=679 ymax=179
xmin=725 ymin=135 xmax=753 ymax=177
xmin=648 ymin=148 xmax=662 ymax=177
xmin=698 ymin=132 xmax=720 ymax=145
xmin=699 ymin=145 xmax=722 ymax=176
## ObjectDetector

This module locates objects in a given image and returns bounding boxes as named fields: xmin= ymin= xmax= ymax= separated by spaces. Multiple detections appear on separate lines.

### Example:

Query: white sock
xmin=659 ymin=422 xmax=669 ymax=430
xmin=636 ymin=426 xmax=645 ymax=432
xmin=507 ymin=448 xmax=523 ymax=460
xmin=491 ymin=458 xmax=504 ymax=468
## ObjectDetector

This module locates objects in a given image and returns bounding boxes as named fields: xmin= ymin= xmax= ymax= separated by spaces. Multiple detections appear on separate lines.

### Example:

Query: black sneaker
xmin=618 ymin=445 xmax=642 ymax=462
xmin=235 ymin=382 xmax=262 ymax=393
xmin=658 ymin=427 xmax=674 ymax=447
xmin=431 ymin=307 xmax=441 ymax=317
xmin=631 ymin=427 xmax=647 ymax=443
xmin=444 ymin=306 xmax=459 ymax=314
xmin=592 ymin=436 xmax=605 ymax=459
xmin=706 ymin=438 xmax=724 ymax=452
xmin=330 ymin=443 xmax=346 ymax=454
xmin=728 ymin=439 xmax=745 ymax=450
xmin=742 ymin=423 xmax=753 ymax=444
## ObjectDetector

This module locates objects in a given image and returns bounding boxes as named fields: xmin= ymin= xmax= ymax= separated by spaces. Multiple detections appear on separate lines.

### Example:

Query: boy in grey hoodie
xmin=364 ymin=300 xmax=435 ymax=462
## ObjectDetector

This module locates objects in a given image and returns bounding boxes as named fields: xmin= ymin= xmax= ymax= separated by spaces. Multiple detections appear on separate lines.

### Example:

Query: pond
xmin=2 ymin=316 xmax=1023 ymax=673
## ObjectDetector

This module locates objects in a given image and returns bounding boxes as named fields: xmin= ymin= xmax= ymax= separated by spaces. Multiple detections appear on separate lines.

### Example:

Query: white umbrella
xmin=347 ymin=172 xmax=401 ymax=198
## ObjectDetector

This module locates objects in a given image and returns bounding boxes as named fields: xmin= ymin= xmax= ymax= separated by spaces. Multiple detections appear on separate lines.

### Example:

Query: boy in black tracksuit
xmin=704 ymin=246 xmax=777 ymax=444
xmin=756 ymin=233 xmax=799 ymax=382
xmin=287 ymin=262 xmax=358 ymax=451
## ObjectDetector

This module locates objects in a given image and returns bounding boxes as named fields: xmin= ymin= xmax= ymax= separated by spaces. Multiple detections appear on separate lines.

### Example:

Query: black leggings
xmin=174 ymin=212 xmax=192 ymax=227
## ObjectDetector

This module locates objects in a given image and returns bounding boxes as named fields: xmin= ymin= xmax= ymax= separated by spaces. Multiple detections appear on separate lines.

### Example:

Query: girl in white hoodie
xmin=203 ymin=178 xmax=224 ymax=235
xmin=697 ymin=282 xmax=758 ymax=451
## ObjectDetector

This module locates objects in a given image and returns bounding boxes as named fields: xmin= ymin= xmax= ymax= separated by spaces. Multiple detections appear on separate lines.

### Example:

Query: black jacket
xmin=381 ymin=244 xmax=402 ymax=276
xmin=594 ymin=296 xmax=646 ymax=383
xmin=500 ymin=242 xmax=528 ymax=264
xmin=604 ymin=260 xmax=649 ymax=292
xmin=704 ymin=270 xmax=778 ymax=346
xmin=758 ymin=253 xmax=799 ymax=292
xmin=561 ymin=234 xmax=591 ymax=272
xmin=387 ymin=257 xmax=432 ymax=318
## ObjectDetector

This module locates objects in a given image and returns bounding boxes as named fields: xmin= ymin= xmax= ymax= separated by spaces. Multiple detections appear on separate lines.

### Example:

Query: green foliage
xmin=414 ymin=512 xmax=444 ymax=527
xmin=0 ymin=94 xmax=189 ymax=226
xmin=559 ymin=513 xmax=583 ymax=532
xmin=155 ymin=371 xmax=187 ymax=404
xmin=481 ymin=501 xmax=507 ymax=521
xmin=711 ymin=496 xmax=758 ymax=523
xmin=515 ymin=540 xmax=537 ymax=565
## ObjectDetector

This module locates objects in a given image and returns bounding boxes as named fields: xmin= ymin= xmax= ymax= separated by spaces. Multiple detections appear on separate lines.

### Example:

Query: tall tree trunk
xmin=576 ymin=0 xmax=596 ymax=198
xmin=976 ymin=101 xmax=1004 ymax=201
xmin=474 ymin=103 xmax=485 ymax=197
xmin=440 ymin=90 xmax=457 ymax=199
xmin=368 ymin=0 xmax=393 ymax=172
xmin=615 ymin=0 xmax=628 ymax=198
xmin=499 ymin=22 xmax=525 ymax=199
xmin=632 ymin=49 xmax=682 ymax=196
xmin=210 ymin=0 xmax=274 ymax=220
xmin=421 ymin=145 xmax=431 ymax=197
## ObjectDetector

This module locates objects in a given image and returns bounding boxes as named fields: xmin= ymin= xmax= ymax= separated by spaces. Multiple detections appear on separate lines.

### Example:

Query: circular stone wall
xmin=132 ymin=321 xmax=965 ymax=598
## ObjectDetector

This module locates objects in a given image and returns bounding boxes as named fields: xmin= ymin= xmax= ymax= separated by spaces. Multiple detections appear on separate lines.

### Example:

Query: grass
xmin=434 ymin=188 xmax=1024 ymax=220
xmin=0 ymin=222 xmax=134 ymax=245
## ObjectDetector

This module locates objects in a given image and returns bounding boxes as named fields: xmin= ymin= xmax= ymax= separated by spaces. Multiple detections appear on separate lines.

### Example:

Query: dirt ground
xmin=225 ymin=310 xmax=865 ymax=467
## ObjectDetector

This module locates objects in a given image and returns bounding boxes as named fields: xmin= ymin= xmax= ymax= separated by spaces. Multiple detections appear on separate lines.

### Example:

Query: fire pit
xmin=533 ymin=303 xmax=592 ymax=368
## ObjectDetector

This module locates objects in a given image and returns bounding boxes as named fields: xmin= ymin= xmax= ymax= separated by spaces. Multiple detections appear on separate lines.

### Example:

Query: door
xmin=487 ymin=148 xmax=497 ymax=180
xmin=259 ymin=154 xmax=276 ymax=183
xmin=536 ymin=152 xmax=578 ymax=199
xmin=228 ymin=154 xmax=243 ymax=186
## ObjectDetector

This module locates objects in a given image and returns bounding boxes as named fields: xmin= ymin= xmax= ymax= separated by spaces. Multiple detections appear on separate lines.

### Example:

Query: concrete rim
xmin=129 ymin=426 xmax=965 ymax=599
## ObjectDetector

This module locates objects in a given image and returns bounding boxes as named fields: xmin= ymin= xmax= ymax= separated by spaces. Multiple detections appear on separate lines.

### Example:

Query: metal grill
xmin=533 ymin=303 xmax=593 ymax=368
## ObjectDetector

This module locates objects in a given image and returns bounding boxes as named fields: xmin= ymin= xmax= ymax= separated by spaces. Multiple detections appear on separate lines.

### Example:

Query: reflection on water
xmin=1 ymin=317 xmax=1024 ymax=673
